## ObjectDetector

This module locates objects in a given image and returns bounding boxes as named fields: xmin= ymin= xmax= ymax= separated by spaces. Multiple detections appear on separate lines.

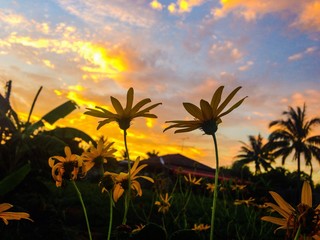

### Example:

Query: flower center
xmin=99 ymin=175 xmax=114 ymax=191
xmin=118 ymin=118 xmax=131 ymax=130
xmin=201 ymin=119 xmax=218 ymax=135
xmin=63 ymin=161 xmax=78 ymax=180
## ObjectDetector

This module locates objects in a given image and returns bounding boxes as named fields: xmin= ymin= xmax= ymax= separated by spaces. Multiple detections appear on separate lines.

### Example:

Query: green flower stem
xmin=107 ymin=192 xmax=114 ymax=240
xmin=294 ymin=225 xmax=301 ymax=240
xmin=210 ymin=133 xmax=219 ymax=240
xmin=122 ymin=129 xmax=131 ymax=224
xmin=71 ymin=180 xmax=92 ymax=240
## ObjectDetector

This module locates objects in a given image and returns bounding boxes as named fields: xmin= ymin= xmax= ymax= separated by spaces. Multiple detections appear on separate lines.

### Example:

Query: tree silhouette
xmin=0 ymin=80 xmax=94 ymax=177
xmin=146 ymin=149 xmax=160 ymax=158
xmin=269 ymin=104 xmax=320 ymax=186
xmin=235 ymin=134 xmax=275 ymax=175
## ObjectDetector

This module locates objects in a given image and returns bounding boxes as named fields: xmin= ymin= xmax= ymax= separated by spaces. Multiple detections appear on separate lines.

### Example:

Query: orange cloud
xmin=5 ymin=34 xmax=128 ymax=80
xmin=293 ymin=1 xmax=320 ymax=32
xmin=212 ymin=0 xmax=320 ymax=33
xmin=212 ymin=0 xmax=299 ymax=20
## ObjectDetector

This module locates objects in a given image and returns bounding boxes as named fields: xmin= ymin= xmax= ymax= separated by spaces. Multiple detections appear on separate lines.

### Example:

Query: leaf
xmin=0 ymin=163 xmax=31 ymax=196
xmin=45 ymin=127 xmax=95 ymax=144
xmin=0 ymin=94 xmax=20 ymax=130
xmin=41 ymin=100 xmax=79 ymax=125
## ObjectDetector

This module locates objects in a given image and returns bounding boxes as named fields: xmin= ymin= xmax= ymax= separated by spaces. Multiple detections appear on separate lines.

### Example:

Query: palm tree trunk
xmin=296 ymin=154 xmax=301 ymax=204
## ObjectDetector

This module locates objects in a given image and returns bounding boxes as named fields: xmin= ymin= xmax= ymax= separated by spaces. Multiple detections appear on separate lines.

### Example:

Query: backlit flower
xmin=155 ymin=193 xmax=172 ymax=214
xmin=81 ymin=138 xmax=116 ymax=173
xmin=101 ymin=157 xmax=154 ymax=202
xmin=206 ymin=183 xmax=215 ymax=192
xmin=48 ymin=146 xmax=82 ymax=187
xmin=231 ymin=184 xmax=247 ymax=191
xmin=84 ymin=87 xmax=161 ymax=131
xmin=164 ymin=86 xmax=247 ymax=135
xmin=192 ymin=223 xmax=210 ymax=231
xmin=234 ymin=197 xmax=255 ymax=207
xmin=261 ymin=181 xmax=320 ymax=239
xmin=0 ymin=203 xmax=33 ymax=225
xmin=131 ymin=224 xmax=145 ymax=234
xmin=184 ymin=173 xmax=202 ymax=185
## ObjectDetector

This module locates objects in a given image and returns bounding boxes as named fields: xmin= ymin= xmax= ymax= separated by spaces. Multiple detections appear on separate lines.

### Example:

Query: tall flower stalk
xmin=81 ymin=137 xmax=116 ymax=240
xmin=164 ymin=86 xmax=247 ymax=240
xmin=85 ymin=87 xmax=161 ymax=224
xmin=71 ymin=180 xmax=92 ymax=240
xmin=211 ymin=133 xmax=219 ymax=237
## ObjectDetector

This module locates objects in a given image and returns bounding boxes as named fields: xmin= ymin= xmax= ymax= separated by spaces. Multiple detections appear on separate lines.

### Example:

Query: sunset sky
xmin=0 ymin=1 xmax=320 ymax=182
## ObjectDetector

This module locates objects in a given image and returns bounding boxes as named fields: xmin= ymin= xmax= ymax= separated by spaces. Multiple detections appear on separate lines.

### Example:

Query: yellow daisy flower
xmin=184 ymin=173 xmax=202 ymax=185
xmin=0 ymin=203 xmax=33 ymax=225
xmin=192 ymin=223 xmax=210 ymax=231
xmin=261 ymin=181 xmax=320 ymax=239
xmin=231 ymin=184 xmax=247 ymax=191
xmin=101 ymin=157 xmax=154 ymax=202
xmin=81 ymin=138 xmax=116 ymax=173
xmin=164 ymin=86 xmax=247 ymax=135
xmin=84 ymin=87 xmax=162 ymax=131
xmin=48 ymin=146 xmax=82 ymax=187
xmin=206 ymin=183 xmax=215 ymax=193
xmin=234 ymin=197 xmax=255 ymax=207
xmin=155 ymin=193 xmax=172 ymax=214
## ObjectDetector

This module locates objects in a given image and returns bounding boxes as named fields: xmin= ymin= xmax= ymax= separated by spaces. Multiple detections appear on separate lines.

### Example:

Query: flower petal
xmin=210 ymin=86 xmax=224 ymax=112
xmin=130 ymin=157 xmax=140 ymax=174
xmin=183 ymin=102 xmax=203 ymax=120
xmin=269 ymin=191 xmax=295 ymax=214
xmin=0 ymin=203 xmax=13 ymax=213
xmin=84 ymin=108 xmax=109 ymax=118
xmin=97 ymin=119 xmax=115 ymax=130
xmin=131 ymin=98 xmax=151 ymax=115
xmin=131 ymin=180 xmax=142 ymax=196
xmin=216 ymin=86 xmax=242 ymax=115
xmin=264 ymin=202 xmax=291 ymax=219
xmin=139 ymin=175 xmax=154 ymax=183
xmin=200 ymin=99 xmax=213 ymax=120
xmin=133 ymin=103 xmax=162 ymax=117
xmin=218 ymin=96 xmax=247 ymax=119
xmin=95 ymin=106 xmax=117 ymax=117
xmin=125 ymin=87 xmax=134 ymax=114
xmin=111 ymin=96 xmax=124 ymax=115
xmin=261 ymin=216 xmax=287 ymax=227
xmin=113 ymin=184 xmax=124 ymax=202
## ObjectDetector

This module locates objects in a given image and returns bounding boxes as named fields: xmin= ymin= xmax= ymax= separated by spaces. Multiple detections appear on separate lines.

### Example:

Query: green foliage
xmin=0 ymin=163 xmax=31 ymax=196
xmin=0 ymin=81 xmax=94 ymax=179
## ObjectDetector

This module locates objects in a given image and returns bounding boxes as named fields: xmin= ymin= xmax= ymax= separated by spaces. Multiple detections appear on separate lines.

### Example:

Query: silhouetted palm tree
xmin=269 ymin=104 xmax=320 ymax=185
xmin=235 ymin=134 xmax=275 ymax=175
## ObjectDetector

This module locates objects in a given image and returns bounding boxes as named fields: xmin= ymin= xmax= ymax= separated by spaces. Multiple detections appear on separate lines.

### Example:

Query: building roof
xmin=144 ymin=153 xmax=215 ymax=178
